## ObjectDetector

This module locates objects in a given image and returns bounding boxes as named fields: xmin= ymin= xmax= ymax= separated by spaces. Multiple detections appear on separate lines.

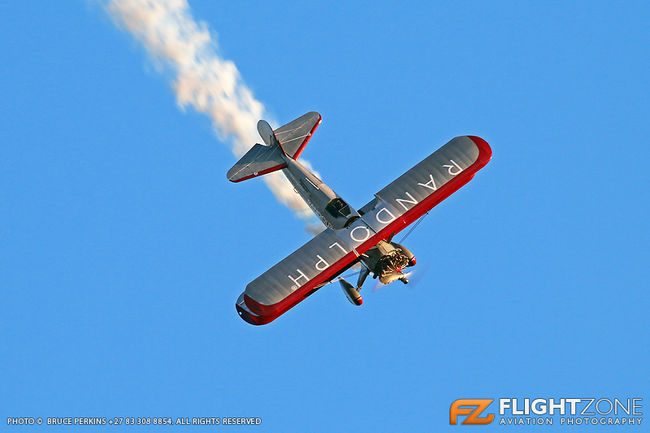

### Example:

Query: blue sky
xmin=1 ymin=1 xmax=649 ymax=432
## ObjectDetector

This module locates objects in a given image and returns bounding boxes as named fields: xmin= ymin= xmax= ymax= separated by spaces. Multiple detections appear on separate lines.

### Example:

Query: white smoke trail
xmin=105 ymin=0 xmax=318 ymax=223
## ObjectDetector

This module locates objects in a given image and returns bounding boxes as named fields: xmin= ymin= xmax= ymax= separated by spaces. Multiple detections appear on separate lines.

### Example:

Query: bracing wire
xmin=398 ymin=211 xmax=430 ymax=243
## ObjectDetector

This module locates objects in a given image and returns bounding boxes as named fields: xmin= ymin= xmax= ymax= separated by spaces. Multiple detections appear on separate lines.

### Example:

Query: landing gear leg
xmin=356 ymin=266 xmax=370 ymax=290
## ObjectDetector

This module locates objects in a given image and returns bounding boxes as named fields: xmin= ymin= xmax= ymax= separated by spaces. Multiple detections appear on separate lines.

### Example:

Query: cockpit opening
xmin=325 ymin=197 xmax=353 ymax=219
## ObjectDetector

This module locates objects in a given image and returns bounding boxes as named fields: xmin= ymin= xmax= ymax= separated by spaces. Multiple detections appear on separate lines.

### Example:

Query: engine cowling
xmin=374 ymin=243 xmax=415 ymax=285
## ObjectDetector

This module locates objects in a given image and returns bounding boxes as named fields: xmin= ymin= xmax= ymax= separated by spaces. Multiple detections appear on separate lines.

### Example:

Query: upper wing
xmin=355 ymin=135 xmax=492 ymax=236
xmin=236 ymin=135 xmax=491 ymax=325
xmin=273 ymin=111 xmax=322 ymax=159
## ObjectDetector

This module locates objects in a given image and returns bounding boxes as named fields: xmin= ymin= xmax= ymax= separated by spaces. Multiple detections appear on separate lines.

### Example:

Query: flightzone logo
xmin=450 ymin=399 xmax=495 ymax=425
xmin=450 ymin=398 xmax=643 ymax=426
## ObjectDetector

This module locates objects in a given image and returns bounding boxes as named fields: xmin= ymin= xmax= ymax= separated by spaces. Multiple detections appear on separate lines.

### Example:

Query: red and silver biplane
xmin=228 ymin=112 xmax=491 ymax=325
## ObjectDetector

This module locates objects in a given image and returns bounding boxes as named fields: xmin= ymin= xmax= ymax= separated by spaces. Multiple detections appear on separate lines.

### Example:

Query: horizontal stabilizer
xmin=227 ymin=144 xmax=286 ymax=183
xmin=273 ymin=112 xmax=321 ymax=159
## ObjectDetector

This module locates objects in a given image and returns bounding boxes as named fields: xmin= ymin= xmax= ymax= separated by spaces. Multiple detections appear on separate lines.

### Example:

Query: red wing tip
xmin=236 ymin=302 xmax=278 ymax=326
xmin=467 ymin=135 xmax=492 ymax=156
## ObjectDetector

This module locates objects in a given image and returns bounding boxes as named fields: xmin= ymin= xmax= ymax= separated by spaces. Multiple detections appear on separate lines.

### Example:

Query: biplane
xmin=228 ymin=112 xmax=492 ymax=325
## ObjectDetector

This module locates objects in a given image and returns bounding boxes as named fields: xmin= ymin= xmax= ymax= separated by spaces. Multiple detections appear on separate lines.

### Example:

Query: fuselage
xmin=279 ymin=155 xmax=415 ymax=286
xmin=281 ymin=156 xmax=360 ymax=230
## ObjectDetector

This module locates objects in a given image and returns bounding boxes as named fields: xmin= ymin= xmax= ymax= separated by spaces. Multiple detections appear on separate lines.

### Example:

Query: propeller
xmin=371 ymin=268 xmax=429 ymax=292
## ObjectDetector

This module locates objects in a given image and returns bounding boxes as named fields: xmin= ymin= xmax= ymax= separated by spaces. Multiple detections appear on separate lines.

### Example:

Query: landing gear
xmin=339 ymin=278 xmax=363 ymax=306
xmin=338 ymin=241 xmax=415 ymax=304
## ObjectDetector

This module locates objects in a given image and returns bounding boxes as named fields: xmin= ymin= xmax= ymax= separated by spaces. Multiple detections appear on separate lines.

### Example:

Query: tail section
xmin=227 ymin=112 xmax=321 ymax=183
